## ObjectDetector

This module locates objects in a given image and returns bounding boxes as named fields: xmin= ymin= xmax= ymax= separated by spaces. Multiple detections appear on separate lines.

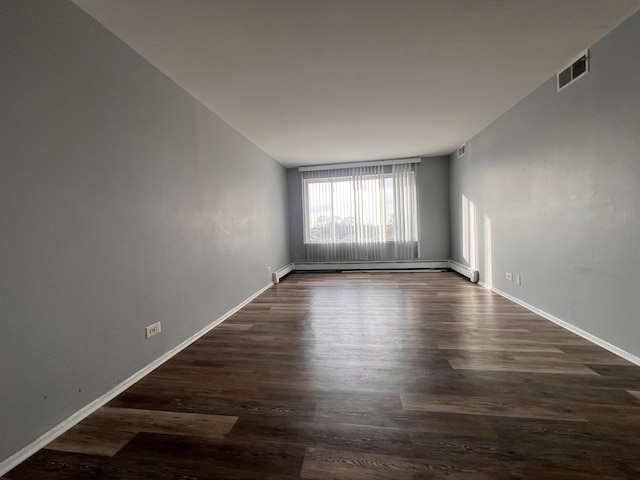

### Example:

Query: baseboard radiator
xmin=450 ymin=261 xmax=479 ymax=283
xmin=279 ymin=260 xmax=476 ymax=280
xmin=292 ymin=260 xmax=450 ymax=272
xmin=272 ymin=263 xmax=294 ymax=284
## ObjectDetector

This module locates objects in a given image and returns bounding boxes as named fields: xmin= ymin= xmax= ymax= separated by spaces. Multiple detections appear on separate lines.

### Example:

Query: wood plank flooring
xmin=5 ymin=272 xmax=640 ymax=479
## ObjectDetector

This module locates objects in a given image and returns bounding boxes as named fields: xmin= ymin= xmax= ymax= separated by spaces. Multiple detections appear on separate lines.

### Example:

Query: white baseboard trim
xmin=0 ymin=281 xmax=274 ymax=477
xmin=487 ymin=285 xmax=640 ymax=367
xmin=293 ymin=260 xmax=450 ymax=271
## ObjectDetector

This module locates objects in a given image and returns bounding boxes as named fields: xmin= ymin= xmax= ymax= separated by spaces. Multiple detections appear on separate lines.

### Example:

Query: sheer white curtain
xmin=392 ymin=163 xmax=419 ymax=259
xmin=302 ymin=162 xmax=418 ymax=262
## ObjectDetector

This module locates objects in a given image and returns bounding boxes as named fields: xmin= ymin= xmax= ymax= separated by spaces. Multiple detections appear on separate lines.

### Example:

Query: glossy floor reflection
xmin=5 ymin=272 xmax=640 ymax=479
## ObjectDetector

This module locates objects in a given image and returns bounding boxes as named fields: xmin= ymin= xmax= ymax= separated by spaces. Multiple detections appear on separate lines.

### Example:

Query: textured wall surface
xmin=450 ymin=11 xmax=640 ymax=357
xmin=0 ymin=0 xmax=289 ymax=463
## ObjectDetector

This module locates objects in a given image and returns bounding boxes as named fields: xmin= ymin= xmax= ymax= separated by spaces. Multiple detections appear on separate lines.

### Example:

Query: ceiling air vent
xmin=558 ymin=50 xmax=589 ymax=91
xmin=457 ymin=144 xmax=466 ymax=157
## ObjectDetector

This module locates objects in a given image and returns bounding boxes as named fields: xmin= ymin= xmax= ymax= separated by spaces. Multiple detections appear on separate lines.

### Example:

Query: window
xmin=304 ymin=175 xmax=396 ymax=244
xmin=301 ymin=162 xmax=419 ymax=261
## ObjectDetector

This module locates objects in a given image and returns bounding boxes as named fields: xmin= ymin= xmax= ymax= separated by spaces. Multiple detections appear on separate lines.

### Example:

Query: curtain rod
xmin=298 ymin=157 xmax=421 ymax=172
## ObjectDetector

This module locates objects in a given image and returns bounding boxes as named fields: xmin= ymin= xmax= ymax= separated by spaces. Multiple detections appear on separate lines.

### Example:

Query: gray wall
xmin=287 ymin=156 xmax=451 ymax=262
xmin=0 ymin=0 xmax=289 ymax=463
xmin=450 ymin=11 xmax=640 ymax=357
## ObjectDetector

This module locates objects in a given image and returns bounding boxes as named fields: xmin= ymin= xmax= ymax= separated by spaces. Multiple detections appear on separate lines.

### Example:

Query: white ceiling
xmin=72 ymin=0 xmax=640 ymax=168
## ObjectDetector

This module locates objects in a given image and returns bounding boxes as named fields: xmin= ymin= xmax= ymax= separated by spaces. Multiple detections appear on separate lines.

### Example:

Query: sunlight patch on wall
xmin=462 ymin=194 xmax=478 ymax=270
xmin=484 ymin=215 xmax=493 ymax=288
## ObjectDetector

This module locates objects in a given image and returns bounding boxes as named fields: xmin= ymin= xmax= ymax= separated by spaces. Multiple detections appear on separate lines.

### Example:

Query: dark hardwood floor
xmin=5 ymin=272 xmax=640 ymax=479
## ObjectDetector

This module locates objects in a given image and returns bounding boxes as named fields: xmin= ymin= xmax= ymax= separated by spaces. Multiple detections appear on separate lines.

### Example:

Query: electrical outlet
xmin=267 ymin=266 xmax=272 ymax=273
xmin=516 ymin=275 xmax=522 ymax=286
xmin=506 ymin=272 xmax=513 ymax=281
xmin=145 ymin=321 xmax=161 ymax=339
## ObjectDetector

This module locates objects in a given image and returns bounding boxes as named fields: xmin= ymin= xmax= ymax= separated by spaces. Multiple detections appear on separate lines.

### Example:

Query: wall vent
xmin=558 ymin=50 xmax=589 ymax=91
xmin=457 ymin=144 xmax=466 ymax=157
